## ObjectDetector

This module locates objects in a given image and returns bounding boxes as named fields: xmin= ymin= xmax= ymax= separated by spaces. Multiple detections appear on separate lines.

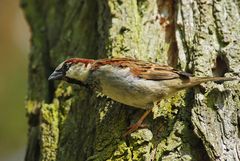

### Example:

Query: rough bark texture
xmin=22 ymin=0 xmax=240 ymax=161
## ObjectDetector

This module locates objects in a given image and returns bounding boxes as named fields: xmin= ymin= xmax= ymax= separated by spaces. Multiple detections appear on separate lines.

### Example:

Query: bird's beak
xmin=48 ymin=71 xmax=64 ymax=80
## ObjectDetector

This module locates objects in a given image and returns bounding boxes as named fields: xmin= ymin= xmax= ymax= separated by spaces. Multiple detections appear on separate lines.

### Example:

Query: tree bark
xmin=22 ymin=0 xmax=240 ymax=161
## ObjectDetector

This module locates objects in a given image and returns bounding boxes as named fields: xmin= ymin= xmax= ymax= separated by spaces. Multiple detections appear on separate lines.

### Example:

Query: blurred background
xmin=0 ymin=0 xmax=30 ymax=160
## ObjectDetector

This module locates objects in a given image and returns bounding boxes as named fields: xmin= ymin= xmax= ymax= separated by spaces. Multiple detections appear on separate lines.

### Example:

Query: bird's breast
xmin=88 ymin=65 xmax=172 ymax=109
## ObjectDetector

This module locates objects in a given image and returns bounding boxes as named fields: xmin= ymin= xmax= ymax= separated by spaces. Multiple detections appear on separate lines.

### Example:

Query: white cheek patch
xmin=81 ymin=64 xmax=92 ymax=80
xmin=66 ymin=64 xmax=91 ymax=81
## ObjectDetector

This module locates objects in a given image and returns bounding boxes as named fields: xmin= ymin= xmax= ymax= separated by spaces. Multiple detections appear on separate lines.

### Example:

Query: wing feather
xmin=93 ymin=58 xmax=190 ymax=80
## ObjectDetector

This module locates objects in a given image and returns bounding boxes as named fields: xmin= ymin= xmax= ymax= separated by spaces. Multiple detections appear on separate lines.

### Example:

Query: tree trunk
xmin=22 ymin=0 xmax=240 ymax=161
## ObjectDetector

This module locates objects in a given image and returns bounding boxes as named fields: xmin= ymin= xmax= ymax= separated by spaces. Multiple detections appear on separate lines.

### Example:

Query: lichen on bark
xmin=23 ymin=0 xmax=240 ymax=161
xmin=176 ymin=0 xmax=240 ymax=160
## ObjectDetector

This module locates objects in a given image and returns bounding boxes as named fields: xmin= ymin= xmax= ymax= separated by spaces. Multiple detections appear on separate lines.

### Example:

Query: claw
xmin=123 ymin=109 xmax=151 ymax=137
xmin=123 ymin=122 xmax=141 ymax=137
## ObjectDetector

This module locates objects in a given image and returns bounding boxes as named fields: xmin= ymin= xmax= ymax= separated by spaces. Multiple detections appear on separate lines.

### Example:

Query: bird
xmin=48 ymin=57 xmax=236 ymax=136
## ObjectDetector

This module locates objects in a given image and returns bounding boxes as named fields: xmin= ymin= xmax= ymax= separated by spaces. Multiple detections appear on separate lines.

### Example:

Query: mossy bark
xmin=22 ymin=0 xmax=240 ymax=161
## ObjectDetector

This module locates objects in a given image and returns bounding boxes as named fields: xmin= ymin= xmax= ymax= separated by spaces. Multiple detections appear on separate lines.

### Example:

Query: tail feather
xmin=177 ymin=77 xmax=237 ymax=89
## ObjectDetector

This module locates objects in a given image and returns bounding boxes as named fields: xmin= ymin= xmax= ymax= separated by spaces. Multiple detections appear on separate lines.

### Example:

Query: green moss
xmin=106 ymin=0 xmax=142 ymax=58
xmin=130 ymin=130 xmax=153 ymax=161
xmin=105 ymin=129 xmax=154 ymax=161
xmin=26 ymin=100 xmax=41 ymax=114
xmin=152 ymin=91 xmax=186 ymax=119
xmin=130 ymin=129 xmax=153 ymax=145
xmin=108 ymin=141 xmax=132 ymax=161
xmin=55 ymin=82 xmax=73 ymax=98
xmin=153 ymin=121 xmax=196 ymax=160
xmin=40 ymin=102 xmax=59 ymax=161
xmin=24 ymin=0 xmax=240 ymax=160
xmin=98 ymin=99 xmax=124 ymax=123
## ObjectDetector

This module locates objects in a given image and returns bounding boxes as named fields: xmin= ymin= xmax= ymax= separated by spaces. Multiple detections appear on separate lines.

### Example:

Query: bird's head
xmin=48 ymin=58 xmax=95 ymax=83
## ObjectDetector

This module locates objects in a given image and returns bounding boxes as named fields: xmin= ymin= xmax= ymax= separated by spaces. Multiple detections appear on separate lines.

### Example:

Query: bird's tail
xmin=176 ymin=77 xmax=237 ymax=90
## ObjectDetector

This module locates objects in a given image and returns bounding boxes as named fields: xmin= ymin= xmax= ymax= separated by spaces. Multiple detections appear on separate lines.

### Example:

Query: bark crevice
xmin=23 ymin=0 xmax=240 ymax=161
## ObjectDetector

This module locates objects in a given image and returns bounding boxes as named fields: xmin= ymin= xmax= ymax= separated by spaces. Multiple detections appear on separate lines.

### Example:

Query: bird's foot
xmin=123 ymin=109 xmax=151 ymax=137
xmin=123 ymin=123 xmax=149 ymax=137
xmin=123 ymin=122 xmax=142 ymax=137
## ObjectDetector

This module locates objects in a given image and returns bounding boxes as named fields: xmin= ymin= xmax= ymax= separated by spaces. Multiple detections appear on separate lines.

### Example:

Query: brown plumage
xmin=92 ymin=58 xmax=190 ymax=80
xmin=49 ymin=57 xmax=237 ymax=136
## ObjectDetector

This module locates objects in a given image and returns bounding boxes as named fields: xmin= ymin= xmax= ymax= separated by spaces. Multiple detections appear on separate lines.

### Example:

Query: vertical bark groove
xmin=23 ymin=0 xmax=240 ymax=161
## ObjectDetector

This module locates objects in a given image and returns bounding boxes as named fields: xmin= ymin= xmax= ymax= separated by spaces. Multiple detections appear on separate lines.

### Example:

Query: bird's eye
xmin=55 ymin=62 xmax=71 ymax=72
xmin=64 ymin=63 xmax=71 ymax=69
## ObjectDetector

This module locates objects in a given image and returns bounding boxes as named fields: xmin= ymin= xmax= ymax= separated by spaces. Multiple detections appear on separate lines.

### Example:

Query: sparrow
xmin=48 ymin=58 xmax=236 ymax=136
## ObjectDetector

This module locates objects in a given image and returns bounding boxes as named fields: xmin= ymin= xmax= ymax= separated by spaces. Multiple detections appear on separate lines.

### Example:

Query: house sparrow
xmin=48 ymin=58 xmax=236 ymax=136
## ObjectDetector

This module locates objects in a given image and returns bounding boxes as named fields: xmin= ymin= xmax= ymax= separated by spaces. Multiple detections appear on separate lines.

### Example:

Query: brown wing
xmin=93 ymin=58 xmax=191 ymax=80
